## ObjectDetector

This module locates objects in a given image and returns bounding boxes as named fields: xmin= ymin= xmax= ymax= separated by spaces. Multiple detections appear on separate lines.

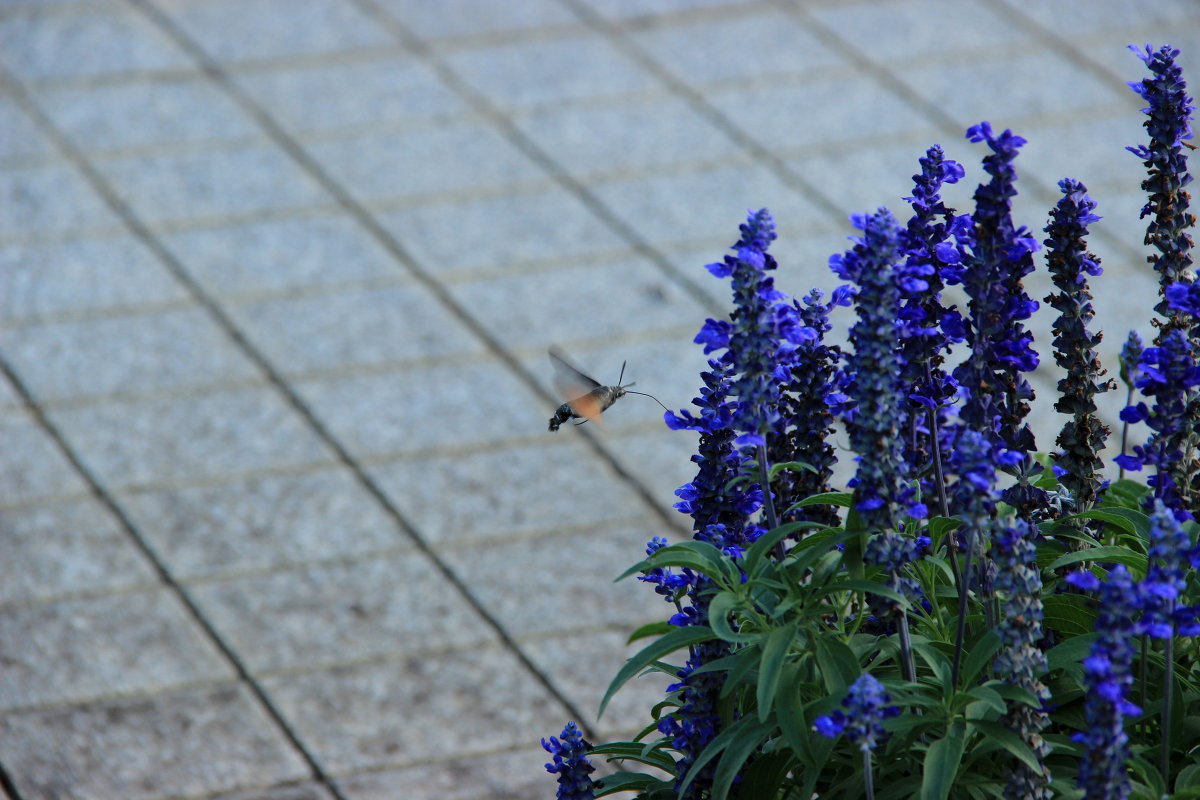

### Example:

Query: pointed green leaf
xmin=968 ymin=719 xmax=1044 ymax=774
xmin=959 ymin=629 xmax=1001 ymax=686
xmin=757 ymin=623 xmax=797 ymax=722
xmin=600 ymin=625 xmax=715 ymax=717
xmin=920 ymin=723 xmax=965 ymax=800
xmin=1045 ymin=545 xmax=1147 ymax=575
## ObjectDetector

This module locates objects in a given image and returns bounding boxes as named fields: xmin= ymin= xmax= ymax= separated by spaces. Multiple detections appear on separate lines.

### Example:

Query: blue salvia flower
xmin=1127 ymin=44 xmax=1196 ymax=337
xmin=831 ymin=208 xmax=911 ymax=531
xmin=1065 ymin=566 xmax=1144 ymax=800
xmin=1043 ymin=178 xmax=1113 ymax=514
xmin=698 ymin=209 xmax=815 ymax=450
xmin=813 ymin=673 xmax=900 ymax=751
xmin=771 ymin=288 xmax=845 ymax=528
xmin=952 ymin=122 xmax=1042 ymax=514
xmin=991 ymin=518 xmax=1052 ymax=800
xmin=542 ymin=722 xmax=597 ymax=800
xmin=1142 ymin=499 xmax=1193 ymax=638
xmin=897 ymin=146 xmax=967 ymax=511
xmin=864 ymin=532 xmax=931 ymax=645
xmin=1115 ymin=328 xmax=1200 ymax=519
xmin=1120 ymin=331 xmax=1146 ymax=390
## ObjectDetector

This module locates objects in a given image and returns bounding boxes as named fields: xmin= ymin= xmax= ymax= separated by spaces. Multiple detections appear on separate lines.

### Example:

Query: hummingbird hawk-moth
xmin=546 ymin=347 xmax=666 ymax=432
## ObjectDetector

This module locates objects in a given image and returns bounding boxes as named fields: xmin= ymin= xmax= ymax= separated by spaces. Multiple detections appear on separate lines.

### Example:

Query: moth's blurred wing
xmin=549 ymin=347 xmax=601 ymax=398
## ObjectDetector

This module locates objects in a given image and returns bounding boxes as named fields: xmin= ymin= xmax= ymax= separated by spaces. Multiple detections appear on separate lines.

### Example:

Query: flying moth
xmin=546 ymin=347 xmax=666 ymax=432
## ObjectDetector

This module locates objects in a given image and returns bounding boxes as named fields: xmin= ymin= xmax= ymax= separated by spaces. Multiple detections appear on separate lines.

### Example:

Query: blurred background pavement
xmin=1 ymin=0 xmax=1198 ymax=798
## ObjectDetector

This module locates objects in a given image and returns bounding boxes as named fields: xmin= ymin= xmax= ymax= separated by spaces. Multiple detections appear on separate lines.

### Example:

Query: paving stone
xmin=630 ymin=7 xmax=843 ymax=85
xmin=806 ymin=0 xmax=1026 ymax=64
xmin=120 ymin=468 xmax=404 ymax=580
xmin=156 ymin=0 xmax=391 ymax=64
xmin=0 ymin=236 xmax=188 ymax=322
xmin=443 ymin=527 xmax=669 ymax=639
xmin=0 ymin=5 xmax=192 ymax=81
xmin=369 ymin=439 xmax=649 ymax=545
xmin=47 ymin=388 xmax=335 ymax=489
xmin=443 ymin=35 xmax=659 ymax=109
xmin=1012 ymin=113 xmax=1145 ymax=202
xmin=36 ymin=76 xmax=260 ymax=153
xmin=705 ymin=75 xmax=939 ymax=157
xmin=234 ymin=56 xmax=467 ymax=136
xmin=0 ymin=684 xmax=311 ymax=800
xmin=227 ymin=283 xmax=484 ymax=375
xmin=0 ymin=413 xmax=91 ymax=507
xmin=994 ymin=0 xmax=1200 ymax=38
xmin=159 ymin=214 xmax=399 ymax=298
xmin=305 ymin=121 xmax=545 ymax=203
xmin=94 ymin=144 xmax=329 ymax=226
xmin=3 ymin=306 xmax=260 ymax=402
xmin=262 ymin=647 xmax=569 ymax=773
xmin=0 ymin=96 xmax=54 ymax=164
xmin=574 ymin=0 xmax=758 ymax=19
xmin=591 ymin=164 xmax=833 ymax=248
xmin=211 ymin=784 xmax=336 ymax=800
xmin=190 ymin=552 xmax=497 ymax=673
xmin=373 ymin=0 xmax=578 ymax=40
xmin=0 ymin=498 xmax=157 ymax=605
xmin=0 ymin=162 xmax=121 ymax=239
xmin=514 ymin=94 xmax=742 ymax=178
xmin=0 ymin=589 xmax=233 ymax=710
xmin=294 ymin=360 xmax=544 ymax=458
xmin=335 ymin=746 xmax=551 ymax=800
xmin=604 ymin=425 xmax=700 ymax=523
xmin=378 ymin=188 xmax=629 ymax=278
xmin=448 ymin=257 xmax=707 ymax=350
xmin=894 ymin=49 xmax=1123 ymax=131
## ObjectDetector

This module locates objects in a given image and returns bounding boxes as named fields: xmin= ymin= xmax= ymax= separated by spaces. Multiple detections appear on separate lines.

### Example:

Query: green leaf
xmin=711 ymin=719 xmax=773 ymax=800
xmin=921 ymin=723 xmax=965 ymax=800
xmin=627 ymin=620 xmax=674 ymax=644
xmin=1073 ymin=507 xmax=1152 ymax=542
xmin=647 ymin=541 xmax=734 ymax=581
xmin=926 ymin=516 xmax=962 ymax=542
xmin=1042 ymin=593 xmax=1099 ymax=637
xmin=707 ymin=591 xmax=756 ymax=644
xmin=675 ymin=715 xmax=755 ymax=800
xmin=744 ymin=521 xmax=832 ymax=573
xmin=591 ymin=742 xmax=678 ymax=772
xmin=1045 ymin=545 xmax=1148 ymax=575
xmin=962 ymin=685 xmax=1005 ymax=716
xmin=593 ymin=771 xmax=668 ymax=797
xmin=796 ymin=491 xmax=854 ymax=508
xmin=1047 ymin=631 xmax=1099 ymax=672
xmin=776 ymin=662 xmax=814 ymax=769
xmin=958 ymin=629 xmax=1001 ymax=686
xmin=757 ymin=623 xmax=797 ymax=722
xmin=768 ymin=460 xmax=817 ymax=479
xmin=819 ymin=578 xmax=909 ymax=607
xmin=600 ymin=626 xmax=715 ymax=717
xmin=968 ymin=719 xmax=1043 ymax=773
xmin=815 ymin=637 xmax=860 ymax=694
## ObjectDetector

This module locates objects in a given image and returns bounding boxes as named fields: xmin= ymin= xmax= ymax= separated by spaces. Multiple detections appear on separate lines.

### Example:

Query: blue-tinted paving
xmin=1 ymin=0 xmax=1198 ymax=798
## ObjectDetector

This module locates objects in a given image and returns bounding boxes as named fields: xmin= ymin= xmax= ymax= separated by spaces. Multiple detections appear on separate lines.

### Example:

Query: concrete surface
xmin=1 ymin=0 xmax=1198 ymax=798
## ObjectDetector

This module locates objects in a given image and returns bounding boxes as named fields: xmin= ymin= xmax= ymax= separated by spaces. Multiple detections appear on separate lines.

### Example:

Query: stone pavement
xmin=0 ymin=0 xmax=1198 ymax=798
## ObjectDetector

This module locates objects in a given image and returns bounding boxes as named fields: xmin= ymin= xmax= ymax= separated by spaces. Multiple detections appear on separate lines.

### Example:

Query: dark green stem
xmin=951 ymin=526 xmax=976 ymax=689
xmin=863 ymin=748 xmax=875 ymax=800
xmin=1162 ymin=629 xmax=1176 ymax=785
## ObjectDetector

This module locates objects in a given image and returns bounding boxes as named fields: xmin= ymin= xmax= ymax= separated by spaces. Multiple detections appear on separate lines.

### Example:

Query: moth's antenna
xmin=626 ymin=390 xmax=670 ymax=412
xmin=617 ymin=360 xmax=627 ymax=386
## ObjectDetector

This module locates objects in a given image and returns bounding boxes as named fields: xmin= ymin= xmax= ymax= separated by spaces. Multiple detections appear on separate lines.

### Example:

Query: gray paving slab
xmin=441 ymin=526 xmax=670 ymax=639
xmin=233 ymin=55 xmax=469 ymax=136
xmin=440 ymin=34 xmax=660 ymax=109
xmin=377 ymin=187 xmax=631 ymax=278
xmin=628 ymin=7 xmax=843 ymax=85
xmin=335 ymin=746 xmax=553 ymax=800
xmin=0 ymin=588 xmax=234 ymax=710
xmin=119 ymin=467 xmax=407 ymax=580
xmin=35 ymin=76 xmax=261 ymax=153
xmin=0 ymin=412 xmax=92 ymax=507
xmin=212 ymin=785 xmax=336 ymax=800
xmin=0 ymin=498 xmax=158 ymax=605
xmin=368 ymin=439 xmax=651 ymax=546
xmin=0 ymin=236 xmax=189 ymax=322
xmin=159 ymin=214 xmax=400 ymax=298
xmin=188 ymin=552 xmax=498 ymax=673
xmin=0 ymin=161 xmax=123 ymax=240
xmin=0 ymin=96 xmax=55 ymax=165
xmin=304 ymin=121 xmax=548 ymax=203
xmin=93 ymin=143 xmax=331 ymax=227
xmin=0 ymin=684 xmax=311 ymax=800
xmin=0 ymin=4 xmax=193 ymax=81
xmin=261 ymin=646 xmax=570 ymax=774
xmin=46 ymin=388 xmax=336 ymax=489
xmin=3 ymin=306 xmax=261 ymax=402
xmin=153 ymin=0 xmax=391 ymax=64
xmin=374 ymin=0 xmax=579 ymax=40
xmin=293 ymin=360 xmax=545 ymax=458
xmin=994 ymin=0 xmax=1200 ymax=38
xmin=446 ymin=257 xmax=707 ymax=349
xmin=574 ymin=0 xmax=758 ymax=19
xmin=227 ymin=283 xmax=485 ymax=375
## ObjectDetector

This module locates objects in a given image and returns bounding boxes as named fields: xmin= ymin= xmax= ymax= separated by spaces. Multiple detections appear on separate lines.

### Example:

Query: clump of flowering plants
xmin=542 ymin=46 xmax=1200 ymax=800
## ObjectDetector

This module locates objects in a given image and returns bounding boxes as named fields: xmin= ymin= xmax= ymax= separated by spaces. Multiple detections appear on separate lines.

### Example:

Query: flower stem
xmin=951 ymin=526 xmax=976 ymax=689
xmin=863 ymin=749 xmax=875 ymax=800
xmin=1161 ymin=629 xmax=1176 ymax=785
